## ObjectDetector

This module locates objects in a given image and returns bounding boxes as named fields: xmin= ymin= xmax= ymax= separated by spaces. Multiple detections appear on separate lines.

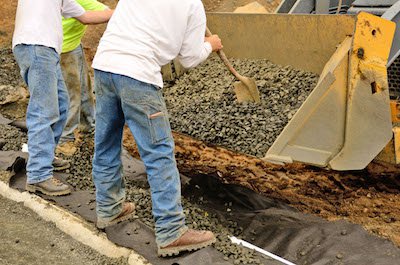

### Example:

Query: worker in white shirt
xmin=92 ymin=0 xmax=223 ymax=257
xmin=12 ymin=0 xmax=113 ymax=196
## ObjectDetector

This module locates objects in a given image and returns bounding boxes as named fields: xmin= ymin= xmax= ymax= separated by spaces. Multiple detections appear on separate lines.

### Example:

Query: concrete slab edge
xmin=0 ymin=180 xmax=149 ymax=265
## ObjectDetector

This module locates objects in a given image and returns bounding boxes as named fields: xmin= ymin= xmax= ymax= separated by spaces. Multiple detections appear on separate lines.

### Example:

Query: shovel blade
xmin=234 ymin=78 xmax=261 ymax=103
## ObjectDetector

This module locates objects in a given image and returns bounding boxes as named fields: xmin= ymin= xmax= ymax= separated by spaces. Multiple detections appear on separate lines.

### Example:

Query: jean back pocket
xmin=148 ymin=108 xmax=171 ymax=144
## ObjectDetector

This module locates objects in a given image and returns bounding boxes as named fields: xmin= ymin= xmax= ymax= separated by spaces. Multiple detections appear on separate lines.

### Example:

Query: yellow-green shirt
xmin=62 ymin=0 xmax=107 ymax=53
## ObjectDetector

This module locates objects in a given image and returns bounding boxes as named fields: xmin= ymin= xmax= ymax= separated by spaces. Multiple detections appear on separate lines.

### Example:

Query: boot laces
xmin=51 ymin=178 xmax=64 ymax=186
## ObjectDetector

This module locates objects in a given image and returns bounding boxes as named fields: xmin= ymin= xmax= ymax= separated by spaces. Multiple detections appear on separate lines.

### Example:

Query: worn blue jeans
xmin=60 ymin=44 xmax=95 ymax=142
xmin=93 ymin=70 xmax=187 ymax=247
xmin=13 ymin=44 xmax=69 ymax=184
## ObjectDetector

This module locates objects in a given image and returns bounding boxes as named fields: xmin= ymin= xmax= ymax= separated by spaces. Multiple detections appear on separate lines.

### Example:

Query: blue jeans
xmin=60 ymin=45 xmax=95 ymax=142
xmin=93 ymin=70 xmax=187 ymax=247
xmin=13 ymin=44 xmax=69 ymax=184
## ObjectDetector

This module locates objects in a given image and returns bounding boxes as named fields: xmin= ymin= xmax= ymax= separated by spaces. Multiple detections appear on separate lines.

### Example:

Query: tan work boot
xmin=53 ymin=157 xmax=71 ymax=171
xmin=56 ymin=141 xmax=77 ymax=156
xmin=25 ymin=177 xmax=71 ymax=196
xmin=158 ymin=229 xmax=216 ymax=257
xmin=97 ymin=202 xmax=136 ymax=229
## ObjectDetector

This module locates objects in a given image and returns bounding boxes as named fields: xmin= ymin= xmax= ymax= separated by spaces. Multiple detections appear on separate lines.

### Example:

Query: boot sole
xmin=25 ymin=184 xmax=71 ymax=196
xmin=97 ymin=208 xmax=137 ymax=229
xmin=53 ymin=164 xmax=71 ymax=171
xmin=158 ymin=237 xmax=216 ymax=257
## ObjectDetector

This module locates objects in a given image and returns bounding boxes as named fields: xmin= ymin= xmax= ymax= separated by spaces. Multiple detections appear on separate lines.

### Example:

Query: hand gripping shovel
xmin=206 ymin=27 xmax=261 ymax=103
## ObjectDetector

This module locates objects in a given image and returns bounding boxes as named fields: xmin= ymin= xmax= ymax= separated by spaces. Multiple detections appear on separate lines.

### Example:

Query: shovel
xmin=206 ymin=27 xmax=261 ymax=103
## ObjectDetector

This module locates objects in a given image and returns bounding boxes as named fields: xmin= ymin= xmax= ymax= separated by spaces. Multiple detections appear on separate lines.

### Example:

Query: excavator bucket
xmin=264 ymin=13 xmax=396 ymax=170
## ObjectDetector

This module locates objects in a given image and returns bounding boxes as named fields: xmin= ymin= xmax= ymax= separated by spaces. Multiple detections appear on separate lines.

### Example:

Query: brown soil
xmin=0 ymin=1 xmax=16 ymax=47
xmin=123 ymin=128 xmax=400 ymax=247
xmin=203 ymin=0 xmax=281 ymax=12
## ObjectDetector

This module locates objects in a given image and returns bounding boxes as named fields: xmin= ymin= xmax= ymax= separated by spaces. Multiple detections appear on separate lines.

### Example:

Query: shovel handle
xmin=206 ymin=27 xmax=242 ymax=81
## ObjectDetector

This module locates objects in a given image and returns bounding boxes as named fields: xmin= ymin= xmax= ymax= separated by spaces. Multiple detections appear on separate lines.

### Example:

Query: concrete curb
xmin=0 ymin=180 xmax=149 ymax=265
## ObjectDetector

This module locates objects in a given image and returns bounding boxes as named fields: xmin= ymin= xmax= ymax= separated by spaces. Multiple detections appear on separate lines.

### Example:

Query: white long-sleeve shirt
xmin=92 ymin=0 xmax=212 ymax=88
xmin=12 ymin=0 xmax=85 ymax=54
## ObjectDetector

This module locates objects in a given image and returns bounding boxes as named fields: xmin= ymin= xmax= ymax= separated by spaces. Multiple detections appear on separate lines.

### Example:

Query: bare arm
xmin=74 ymin=9 xmax=114 ymax=25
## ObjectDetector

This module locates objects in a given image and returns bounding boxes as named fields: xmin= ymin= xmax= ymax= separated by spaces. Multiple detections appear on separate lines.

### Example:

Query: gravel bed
xmin=0 ymin=48 xmax=24 ymax=87
xmin=0 ymin=124 xmax=263 ymax=263
xmin=59 ymin=133 xmax=264 ymax=264
xmin=164 ymin=56 xmax=319 ymax=157
xmin=125 ymin=177 xmax=264 ymax=264
xmin=0 ymin=124 xmax=27 ymax=151
xmin=61 ymin=133 xmax=96 ymax=191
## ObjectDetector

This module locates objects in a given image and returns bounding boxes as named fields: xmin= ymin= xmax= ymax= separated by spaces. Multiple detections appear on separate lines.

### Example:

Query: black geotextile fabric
xmin=3 ymin=150 xmax=400 ymax=265
xmin=181 ymin=175 xmax=400 ymax=265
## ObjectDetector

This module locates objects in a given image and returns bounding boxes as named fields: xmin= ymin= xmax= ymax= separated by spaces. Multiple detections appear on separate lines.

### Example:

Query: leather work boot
xmin=158 ymin=229 xmax=216 ymax=257
xmin=56 ymin=141 xmax=77 ymax=156
xmin=25 ymin=177 xmax=72 ymax=196
xmin=97 ymin=202 xmax=136 ymax=229
xmin=53 ymin=157 xmax=71 ymax=171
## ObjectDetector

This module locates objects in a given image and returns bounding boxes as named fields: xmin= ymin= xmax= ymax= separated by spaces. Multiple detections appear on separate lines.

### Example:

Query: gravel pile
xmin=0 ymin=48 xmax=24 ymax=87
xmin=0 ymin=124 xmax=27 ymax=151
xmin=164 ymin=56 xmax=319 ymax=157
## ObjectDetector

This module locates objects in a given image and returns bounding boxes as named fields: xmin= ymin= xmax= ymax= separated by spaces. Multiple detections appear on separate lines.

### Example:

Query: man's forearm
xmin=75 ymin=9 xmax=113 ymax=25
xmin=179 ymin=42 xmax=212 ymax=69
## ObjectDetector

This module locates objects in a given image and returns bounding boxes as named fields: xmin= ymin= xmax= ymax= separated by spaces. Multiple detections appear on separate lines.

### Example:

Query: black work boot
xmin=25 ymin=177 xmax=71 ymax=196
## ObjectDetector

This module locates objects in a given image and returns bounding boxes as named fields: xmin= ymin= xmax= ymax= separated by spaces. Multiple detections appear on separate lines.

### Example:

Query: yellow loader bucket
xmin=207 ymin=12 xmax=396 ymax=170
xmin=264 ymin=13 xmax=395 ymax=170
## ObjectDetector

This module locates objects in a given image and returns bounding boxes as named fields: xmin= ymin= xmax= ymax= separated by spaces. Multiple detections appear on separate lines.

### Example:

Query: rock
xmin=0 ymin=85 xmax=28 ymax=105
